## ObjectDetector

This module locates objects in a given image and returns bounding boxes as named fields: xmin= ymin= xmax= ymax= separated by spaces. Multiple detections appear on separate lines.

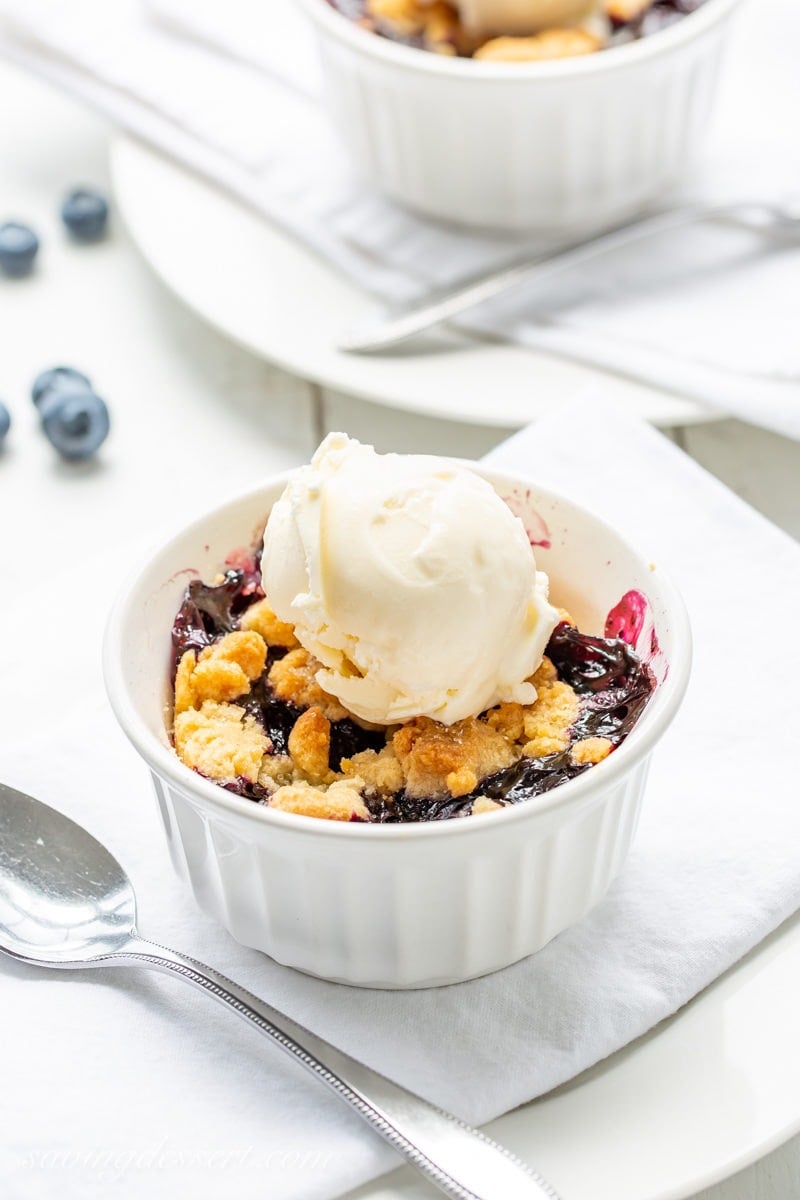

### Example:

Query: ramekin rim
xmin=103 ymin=465 xmax=692 ymax=841
xmin=296 ymin=0 xmax=743 ymax=82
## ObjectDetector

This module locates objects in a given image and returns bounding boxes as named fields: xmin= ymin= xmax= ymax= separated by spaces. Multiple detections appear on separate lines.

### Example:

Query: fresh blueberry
xmin=31 ymin=366 xmax=93 ymax=409
xmin=40 ymin=390 xmax=110 ymax=460
xmin=0 ymin=222 xmax=39 ymax=277
xmin=0 ymin=401 xmax=10 ymax=445
xmin=60 ymin=188 xmax=109 ymax=242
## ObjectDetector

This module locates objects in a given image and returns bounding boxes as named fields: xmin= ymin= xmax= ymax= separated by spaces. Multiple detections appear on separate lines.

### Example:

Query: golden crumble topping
xmin=421 ymin=3 xmax=460 ymax=50
xmin=175 ymin=631 xmax=267 ymax=714
xmin=172 ymin=627 xmax=599 ymax=817
xmin=268 ymin=647 xmax=349 ymax=723
xmin=239 ymin=598 xmax=299 ymax=649
xmin=366 ymin=0 xmax=425 ymax=34
xmin=531 ymin=655 xmax=558 ymax=686
xmin=485 ymin=701 xmax=525 ymax=743
xmin=174 ymin=701 xmax=268 ymax=784
xmin=362 ymin=0 xmax=607 ymax=59
xmin=338 ymin=0 xmax=695 ymax=62
xmin=473 ymin=29 xmax=602 ymax=62
xmin=366 ymin=0 xmax=461 ymax=48
xmin=258 ymin=753 xmax=294 ymax=788
xmin=606 ymin=0 xmax=650 ymax=19
xmin=571 ymin=736 xmax=614 ymax=765
xmin=268 ymin=779 xmax=369 ymax=822
xmin=393 ymin=715 xmax=516 ymax=799
xmin=288 ymin=706 xmax=337 ymax=786
xmin=170 ymin=556 xmax=649 ymax=822
xmin=472 ymin=796 xmax=504 ymax=815
xmin=522 ymin=679 xmax=580 ymax=757
xmin=341 ymin=745 xmax=405 ymax=795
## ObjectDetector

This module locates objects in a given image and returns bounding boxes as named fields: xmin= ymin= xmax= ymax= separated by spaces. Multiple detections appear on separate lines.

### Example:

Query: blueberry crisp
xmin=170 ymin=546 xmax=654 ymax=823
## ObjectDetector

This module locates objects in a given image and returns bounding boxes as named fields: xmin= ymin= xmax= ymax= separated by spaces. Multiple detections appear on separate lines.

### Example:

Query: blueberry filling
xmin=329 ymin=718 xmax=387 ymax=771
xmin=171 ymin=553 xmax=263 ymax=668
xmin=172 ymin=560 xmax=655 ymax=821
xmin=241 ymin=682 xmax=303 ymax=756
xmin=171 ymin=571 xmax=247 ymax=662
xmin=546 ymin=621 xmax=653 ymax=743
xmin=364 ymin=622 xmax=655 ymax=822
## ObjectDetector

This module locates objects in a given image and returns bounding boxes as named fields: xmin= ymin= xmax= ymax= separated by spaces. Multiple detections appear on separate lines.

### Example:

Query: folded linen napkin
xmin=0 ymin=0 xmax=799 ymax=437
xmin=2 ymin=403 xmax=800 ymax=1200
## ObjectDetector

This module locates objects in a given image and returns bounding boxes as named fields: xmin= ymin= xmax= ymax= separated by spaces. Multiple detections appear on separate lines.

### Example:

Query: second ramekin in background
xmin=298 ymin=0 xmax=743 ymax=233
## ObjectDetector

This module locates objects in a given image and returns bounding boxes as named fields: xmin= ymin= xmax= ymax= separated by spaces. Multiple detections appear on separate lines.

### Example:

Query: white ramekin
xmin=298 ymin=0 xmax=743 ymax=232
xmin=104 ymin=467 xmax=691 ymax=989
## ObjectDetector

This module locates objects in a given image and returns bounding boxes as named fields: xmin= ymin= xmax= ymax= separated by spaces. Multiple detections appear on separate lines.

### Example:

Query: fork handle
xmin=339 ymin=200 xmax=765 ymax=353
xmin=111 ymin=935 xmax=559 ymax=1200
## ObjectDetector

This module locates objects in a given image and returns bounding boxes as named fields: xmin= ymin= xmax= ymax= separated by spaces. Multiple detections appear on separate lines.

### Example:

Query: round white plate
xmin=348 ymin=913 xmax=800 ymax=1200
xmin=110 ymin=135 xmax=712 ymax=431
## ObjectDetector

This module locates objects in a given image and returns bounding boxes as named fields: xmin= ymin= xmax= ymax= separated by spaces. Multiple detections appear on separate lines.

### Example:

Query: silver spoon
xmin=0 ymin=782 xmax=560 ymax=1200
xmin=339 ymin=199 xmax=800 ymax=354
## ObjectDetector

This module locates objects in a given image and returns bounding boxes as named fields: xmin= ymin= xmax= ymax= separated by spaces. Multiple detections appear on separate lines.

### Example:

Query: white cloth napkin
xmin=1 ymin=0 xmax=799 ymax=437
xmin=2 ymin=403 xmax=800 ymax=1200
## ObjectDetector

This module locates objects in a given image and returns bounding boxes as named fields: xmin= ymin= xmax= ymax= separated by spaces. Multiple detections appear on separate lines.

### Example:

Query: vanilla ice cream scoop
xmin=261 ymin=434 xmax=559 ymax=726
xmin=457 ymin=0 xmax=599 ymax=35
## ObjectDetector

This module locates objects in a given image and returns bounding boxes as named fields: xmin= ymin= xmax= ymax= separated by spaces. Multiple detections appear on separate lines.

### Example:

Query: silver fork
xmin=339 ymin=200 xmax=800 ymax=354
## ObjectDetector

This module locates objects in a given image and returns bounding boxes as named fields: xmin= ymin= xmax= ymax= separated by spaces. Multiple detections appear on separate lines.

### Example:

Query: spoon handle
xmin=114 ymin=936 xmax=559 ymax=1200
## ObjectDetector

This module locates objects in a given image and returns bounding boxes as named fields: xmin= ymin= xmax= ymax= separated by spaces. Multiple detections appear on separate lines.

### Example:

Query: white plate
xmin=349 ymin=913 xmax=800 ymax=1200
xmin=110 ymin=135 xmax=713 ymax=431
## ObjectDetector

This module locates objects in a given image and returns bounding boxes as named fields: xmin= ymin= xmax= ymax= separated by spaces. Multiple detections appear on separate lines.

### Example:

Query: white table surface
xmin=1 ymin=61 xmax=799 ymax=1200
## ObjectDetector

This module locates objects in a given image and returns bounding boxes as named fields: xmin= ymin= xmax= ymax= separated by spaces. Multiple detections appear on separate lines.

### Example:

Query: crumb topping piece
xmin=175 ymin=631 xmax=267 ymax=714
xmin=174 ymin=700 xmax=268 ymax=784
xmin=606 ymin=0 xmax=651 ymax=20
xmin=485 ymin=701 xmax=525 ymax=743
xmin=341 ymin=745 xmax=405 ymax=795
xmin=239 ymin=598 xmax=299 ymax=649
xmin=393 ymin=715 xmax=516 ymax=799
xmin=268 ymin=647 xmax=349 ymax=722
xmin=473 ymin=28 xmax=602 ymax=61
xmin=522 ymin=678 xmax=580 ymax=757
xmin=531 ymin=655 xmax=558 ymax=685
xmin=366 ymin=0 xmax=426 ymax=34
xmin=258 ymin=753 xmax=294 ymax=788
xmin=366 ymin=0 xmax=458 ymax=44
xmin=288 ymin=706 xmax=337 ymax=786
xmin=571 ymin=736 xmax=614 ymax=765
xmin=269 ymin=779 xmax=369 ymax=822
xmin=471 ymin=796 xmax=504 ymax=815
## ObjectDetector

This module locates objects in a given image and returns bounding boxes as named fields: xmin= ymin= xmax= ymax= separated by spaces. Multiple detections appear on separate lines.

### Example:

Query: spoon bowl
xmin=0 ymin=783 xmax=135 ymax=963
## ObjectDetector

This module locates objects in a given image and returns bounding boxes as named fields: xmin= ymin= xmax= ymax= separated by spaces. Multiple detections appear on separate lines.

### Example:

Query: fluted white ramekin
xmin=104 ymin=466 xmax=691 ymax=989
xmin=298 ymin=0 xmax=743 ymax=232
